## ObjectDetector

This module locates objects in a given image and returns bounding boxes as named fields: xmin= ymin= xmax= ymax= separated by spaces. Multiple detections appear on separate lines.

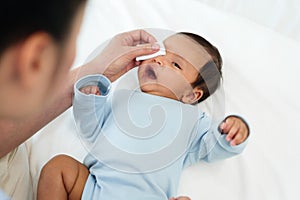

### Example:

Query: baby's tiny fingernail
xmin=226 ymin=136 xmax=231 ymax=141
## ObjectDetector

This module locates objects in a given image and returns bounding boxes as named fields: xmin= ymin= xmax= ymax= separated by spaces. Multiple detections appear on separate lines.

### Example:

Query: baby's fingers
xmin=220 ymin=117 xmax=242 ymax=145
xmin=230 ymin=131 xmax=242 ymax=146
xmin=231 ymin=125 xmax=249 ymax=146
xmin=169 ymin=197 xmax=191 ymax=200
xmin=80 ymin=86 xmax=101 ymax=95
xmin=220 ymin=118 xmax=235 ymax=134
xmin=226 ymin=123 xmax=240 ymax=144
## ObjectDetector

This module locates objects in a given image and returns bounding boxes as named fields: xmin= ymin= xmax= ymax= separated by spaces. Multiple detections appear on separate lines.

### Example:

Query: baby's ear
xmin=181 ymin=87 xmax=203 ymax=104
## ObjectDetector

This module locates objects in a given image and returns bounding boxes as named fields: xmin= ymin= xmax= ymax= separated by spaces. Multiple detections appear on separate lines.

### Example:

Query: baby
xmin=37 ymin=32 xmax=249 ymax=200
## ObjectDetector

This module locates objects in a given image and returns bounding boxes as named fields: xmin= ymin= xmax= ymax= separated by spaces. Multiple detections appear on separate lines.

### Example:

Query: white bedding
xmin=27 ymin=0 xmax=300 ymax=199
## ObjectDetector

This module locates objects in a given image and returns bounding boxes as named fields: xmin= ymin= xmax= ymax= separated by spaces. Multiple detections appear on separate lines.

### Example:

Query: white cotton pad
xmin=135 ymin=41 xmax=166 ymax=61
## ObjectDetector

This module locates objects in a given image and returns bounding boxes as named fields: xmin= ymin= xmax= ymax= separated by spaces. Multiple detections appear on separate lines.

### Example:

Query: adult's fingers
xmin=126 ymin=29 xmax=157 ymax=44
xmin=127 ymin=43 xmax=160 ymax=59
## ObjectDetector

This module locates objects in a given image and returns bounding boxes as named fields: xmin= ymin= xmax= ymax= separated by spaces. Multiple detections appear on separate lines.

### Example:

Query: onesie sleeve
xmin=183 ymin=113 xmax=249 ymax=167
xmin=0 ymin=189 xmax=9 ymax=200
xmin=72 ymin=74 xmax=111 ymax=143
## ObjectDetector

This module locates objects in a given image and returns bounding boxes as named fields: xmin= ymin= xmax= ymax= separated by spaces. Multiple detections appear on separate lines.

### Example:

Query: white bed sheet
xmin=198 ymin=0 xmax=300 ymax=43
xmin=28 ymin=0 xmax=300 ymax=199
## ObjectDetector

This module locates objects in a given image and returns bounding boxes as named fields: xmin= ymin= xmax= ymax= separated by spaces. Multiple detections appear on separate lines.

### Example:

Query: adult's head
xmin=0 ymin=0 xmax=86 ymax=119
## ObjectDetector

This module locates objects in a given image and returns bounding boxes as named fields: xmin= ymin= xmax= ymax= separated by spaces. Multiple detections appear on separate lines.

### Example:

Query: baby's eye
xmin=172 ymin=62 xmax=181 ymax=69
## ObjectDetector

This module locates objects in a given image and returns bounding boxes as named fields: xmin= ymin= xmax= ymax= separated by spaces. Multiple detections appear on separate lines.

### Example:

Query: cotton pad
xmin=136 ymin=41 xmax=166 ymax=61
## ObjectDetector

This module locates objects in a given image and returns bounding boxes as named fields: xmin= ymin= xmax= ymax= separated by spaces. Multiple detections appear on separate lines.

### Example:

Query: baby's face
xmin=138 ymin=34 xmax=210 ymax=103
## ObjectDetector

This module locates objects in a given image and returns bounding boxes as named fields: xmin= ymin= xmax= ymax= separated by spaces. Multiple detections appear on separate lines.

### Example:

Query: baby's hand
xmin=219 ymin=116 xmax=249 ymax=146
xmin=79 ymin=85 xmax=101 ymax=96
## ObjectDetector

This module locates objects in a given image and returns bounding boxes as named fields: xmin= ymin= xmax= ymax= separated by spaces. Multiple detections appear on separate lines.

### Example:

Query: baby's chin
xmin=138 ymin=82 xmax=180 ymax=102
xmin=139 ymin=82 xmax=158 ymax=94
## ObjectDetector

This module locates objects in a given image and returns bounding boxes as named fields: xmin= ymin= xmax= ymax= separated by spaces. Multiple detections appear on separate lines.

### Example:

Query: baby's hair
xmin=0 ymin=0 xmax=86 ymax=55
xmin=178 ymin=32 xmax=223 ymax=103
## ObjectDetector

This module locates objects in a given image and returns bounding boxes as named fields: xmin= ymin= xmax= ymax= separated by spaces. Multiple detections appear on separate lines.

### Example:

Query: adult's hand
xmin=87 ymin=29 xmax=160 ymax=82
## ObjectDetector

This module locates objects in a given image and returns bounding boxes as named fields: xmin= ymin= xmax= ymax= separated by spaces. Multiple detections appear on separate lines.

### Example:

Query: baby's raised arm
xmin=73 ymin=75 xmax=111 ymax=143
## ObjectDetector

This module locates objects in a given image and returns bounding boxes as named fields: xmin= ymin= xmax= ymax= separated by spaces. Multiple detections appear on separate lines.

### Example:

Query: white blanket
xmin=27 ymin=0 xmax=300 ymax=199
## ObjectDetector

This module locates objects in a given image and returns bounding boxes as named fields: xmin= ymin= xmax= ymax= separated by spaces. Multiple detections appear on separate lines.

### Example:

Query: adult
xmin=0 ymin=0 xmax=159 ymax=199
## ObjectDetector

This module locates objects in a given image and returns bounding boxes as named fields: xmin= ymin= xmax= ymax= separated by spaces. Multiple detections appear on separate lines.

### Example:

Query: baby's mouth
xmin=145 ymin=65 xmax=157 ymax=80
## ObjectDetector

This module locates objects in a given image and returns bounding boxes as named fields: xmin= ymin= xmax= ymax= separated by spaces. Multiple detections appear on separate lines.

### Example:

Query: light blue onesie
xmin=73 ymin=74 xmax=248 ymax=200
xmin=0 ymin=189 xmax=9 ymax=200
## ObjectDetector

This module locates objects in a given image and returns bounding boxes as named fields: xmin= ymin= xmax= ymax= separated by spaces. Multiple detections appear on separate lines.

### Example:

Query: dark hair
xmin=178 ymin=32 xmax=223 ymax=103
xmin=0 ymin=0 xmax=86 ymax=55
